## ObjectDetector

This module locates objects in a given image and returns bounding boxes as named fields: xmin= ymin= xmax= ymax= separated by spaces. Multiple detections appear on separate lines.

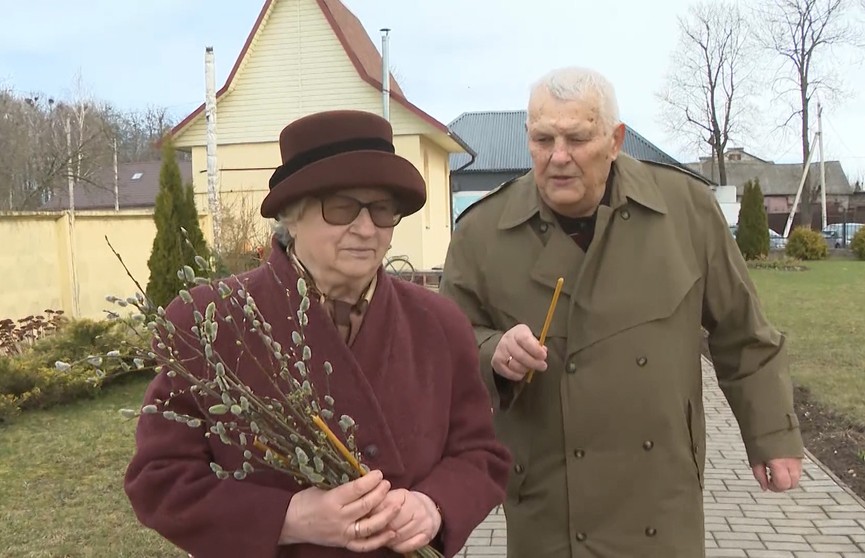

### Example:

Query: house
xmin=168 ymin=0 xmax=470 ymax=270
xmin=686 ymin=147 xmax=854 ymax=217
xmin=40 ymin=156 xmax=192 ymax=211
xmin=448 ymin=110 xmax=708 ymax=222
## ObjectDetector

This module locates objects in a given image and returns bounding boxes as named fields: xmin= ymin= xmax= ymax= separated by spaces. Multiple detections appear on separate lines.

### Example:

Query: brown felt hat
xmin=260 ymin=110 xmax=426 ymax=219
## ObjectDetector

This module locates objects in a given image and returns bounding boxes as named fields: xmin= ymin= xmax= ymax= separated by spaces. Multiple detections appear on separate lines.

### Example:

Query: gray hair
xmin=527 ymin=66 xmax=621 ymax=131
xmin=271 ymin=197 xmax=310 ymax=246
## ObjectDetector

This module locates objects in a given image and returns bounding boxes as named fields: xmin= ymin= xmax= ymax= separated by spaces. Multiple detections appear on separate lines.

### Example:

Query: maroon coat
xmin=124 ymin=240 xmax=511 ymax=558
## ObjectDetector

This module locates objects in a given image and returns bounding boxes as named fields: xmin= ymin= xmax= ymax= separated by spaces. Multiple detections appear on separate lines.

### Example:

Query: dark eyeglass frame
xmin=316 ymin=194 xmax=403 ymax=228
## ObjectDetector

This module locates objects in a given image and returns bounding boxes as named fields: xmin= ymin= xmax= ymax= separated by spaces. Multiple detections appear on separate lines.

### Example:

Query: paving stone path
xmin=457 ymin=357 xmax=865 ymax=557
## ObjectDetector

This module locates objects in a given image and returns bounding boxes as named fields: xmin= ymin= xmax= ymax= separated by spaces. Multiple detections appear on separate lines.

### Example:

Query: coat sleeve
xmin=412 ymin=299 xmax=512 ymax=557
xmin=124 ymin=296 xmax=294 ymax=558
xmin=698 ymin=191 xmax=804 ymax=466
xmin=439 ymin=222 xmax=524 ymax=411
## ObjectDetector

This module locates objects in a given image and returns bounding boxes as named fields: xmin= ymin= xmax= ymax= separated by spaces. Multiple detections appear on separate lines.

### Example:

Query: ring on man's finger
xmin=506 ymin=355 xmax=513 ymax=366
xmin=354 ymin=521 xmax=361 ymax=538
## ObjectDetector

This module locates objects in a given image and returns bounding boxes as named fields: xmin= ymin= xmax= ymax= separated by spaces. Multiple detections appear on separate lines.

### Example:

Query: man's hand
xmin=491 ymin=324 xmax=548 ymax=381
xmin=751 ymin=458 xmax=803 ymax=492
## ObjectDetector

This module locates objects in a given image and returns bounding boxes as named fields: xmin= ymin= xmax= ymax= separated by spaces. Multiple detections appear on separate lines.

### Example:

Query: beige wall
xmin=0 ymin=210 xmax=210 ymax=321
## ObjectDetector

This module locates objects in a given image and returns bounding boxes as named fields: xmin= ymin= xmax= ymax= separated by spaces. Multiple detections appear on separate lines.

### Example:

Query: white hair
xmin=527 ymin=66 xmax=621 ymax=131
xmin=271 ymin=198 xmax=310 ymax=246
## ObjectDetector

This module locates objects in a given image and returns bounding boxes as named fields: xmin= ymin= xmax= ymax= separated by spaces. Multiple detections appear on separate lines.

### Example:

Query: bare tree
xmin=759 ymin=0 xmax=862 ymax=228
xmin=658 ymin=1 xmax=755 ymax=186
xmin=0 ymin=84 xmax=175 ymax=210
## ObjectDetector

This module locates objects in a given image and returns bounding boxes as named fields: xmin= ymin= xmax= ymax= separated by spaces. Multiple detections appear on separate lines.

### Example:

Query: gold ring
xmin=354 ymin=521 xmax=361 ymax=538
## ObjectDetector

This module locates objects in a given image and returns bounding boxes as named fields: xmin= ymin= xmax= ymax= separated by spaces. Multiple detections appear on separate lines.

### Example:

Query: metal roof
xmin=449 ymin=110 xmax=686 ymax=173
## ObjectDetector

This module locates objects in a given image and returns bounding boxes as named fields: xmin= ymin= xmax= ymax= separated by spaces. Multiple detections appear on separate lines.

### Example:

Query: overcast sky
xmin=2 ymin=0 xmax=863 ymax=181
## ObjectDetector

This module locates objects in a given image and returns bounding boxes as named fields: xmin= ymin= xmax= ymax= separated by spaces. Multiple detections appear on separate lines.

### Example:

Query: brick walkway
xmin=458 ymin=357 xmax=865 ymax=557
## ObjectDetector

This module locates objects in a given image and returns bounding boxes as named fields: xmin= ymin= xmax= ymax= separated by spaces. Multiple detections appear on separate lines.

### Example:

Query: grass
xmin=749 ymin=259 xmax=865 ymax=425
xmin=0 ymin=375 xmax=185 ymax=558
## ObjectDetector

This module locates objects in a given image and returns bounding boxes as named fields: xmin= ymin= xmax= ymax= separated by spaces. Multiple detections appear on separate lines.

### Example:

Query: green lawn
xmin=749 ymin=259 xmax=865 ymax=425
xmin=0 ymin=376 xmax=185 ymax=558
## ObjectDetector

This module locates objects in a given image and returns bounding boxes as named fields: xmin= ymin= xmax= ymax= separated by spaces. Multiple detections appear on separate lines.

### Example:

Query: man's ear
xmin=610 ymin=123 xmax=626 ymax=159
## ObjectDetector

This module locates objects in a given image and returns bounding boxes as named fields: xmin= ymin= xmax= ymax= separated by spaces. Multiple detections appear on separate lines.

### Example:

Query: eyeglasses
xmin=318 ymin=195 xmax=403 ymax=228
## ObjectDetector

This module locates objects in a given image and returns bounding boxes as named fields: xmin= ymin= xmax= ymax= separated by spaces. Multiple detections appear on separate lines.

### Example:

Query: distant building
xmin=41 ymin=156 xmax=192 ymax=210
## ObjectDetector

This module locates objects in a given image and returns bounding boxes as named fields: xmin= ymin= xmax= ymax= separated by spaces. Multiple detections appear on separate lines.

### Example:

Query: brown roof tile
xmin=40 ymin=157 xmax=192 ymax=210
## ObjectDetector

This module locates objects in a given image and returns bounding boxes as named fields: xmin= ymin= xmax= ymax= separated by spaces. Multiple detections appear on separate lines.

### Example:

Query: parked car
xmin=768 ymin=229 xmax=787 ymax=250
xmin=821 ymin=223 xmax=864 ymax=249
xmin=727 ymin=224 xmax=787 ymax=250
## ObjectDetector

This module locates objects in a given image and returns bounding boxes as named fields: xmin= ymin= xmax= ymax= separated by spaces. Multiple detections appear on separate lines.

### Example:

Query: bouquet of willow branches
xmin=75 ymin=235 xmax=443 ymax=558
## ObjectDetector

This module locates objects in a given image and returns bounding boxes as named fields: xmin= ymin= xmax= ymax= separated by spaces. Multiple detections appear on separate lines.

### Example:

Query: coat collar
xmin=497 ymin=153 xmax=667 ymax=230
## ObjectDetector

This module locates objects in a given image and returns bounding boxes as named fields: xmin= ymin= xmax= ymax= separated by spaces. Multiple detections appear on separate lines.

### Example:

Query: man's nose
xmin=550 ymin=139 xmax=571 ymax=164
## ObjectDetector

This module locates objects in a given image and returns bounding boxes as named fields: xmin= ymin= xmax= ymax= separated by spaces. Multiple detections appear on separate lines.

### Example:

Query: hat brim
xmin=260 ymin=150 xmax=426 ymax=219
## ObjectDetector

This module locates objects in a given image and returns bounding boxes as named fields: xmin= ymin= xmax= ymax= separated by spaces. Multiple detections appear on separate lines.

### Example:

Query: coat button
xmin=643 ymin=440 xmax=654 ymax=451
xmin=567 ymin=362 xmax=577 ymax=374
xmin=575 ymin=532 xmax=587 ymax=542
xmin=620 ymin=209 xmax=631 ymax=220
xmin=636 ymin=356 xmax=647 ymax=367
xmin=573 ymin=449 xmax=585 ymax=459
xmin=539 ymin=222 xmax=549 ymax=233
xmin=645 ymin=527 xmax=657 ymax=537
xmin=514 ymin=464 xmax=525 ymax=474
xmin=363 ymin=444 xmax=379 ymax=458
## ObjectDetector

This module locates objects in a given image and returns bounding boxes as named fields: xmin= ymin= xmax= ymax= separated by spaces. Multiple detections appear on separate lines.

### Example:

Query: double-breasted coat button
xmin=574 ymin=449 xmax=585 ymax=459
xmin=566 ymin=362 xmax=577 ymax=374
xmin=645 ymin=527 xmax=657 ymax=537
xmin=643 ymin=440 xmax=654 ymax=451
xmin=636 ymin=356 xmax=648 ymax=367
xmin=514 ymin=464 xmax=525 ymax=474
xmin=575 ymin=532 xmax=587 ymax=542
xmin=539 ymin=222 xmax=549 ymax=233
xmin=620 ymin=209 xmax=631 ymax=220
xmin=363 ymin=444 xmax=379 ymax=458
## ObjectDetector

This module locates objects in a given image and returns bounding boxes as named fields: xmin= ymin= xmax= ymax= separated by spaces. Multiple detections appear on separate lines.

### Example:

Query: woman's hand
xmin=372 ymin=489 xmax=442 ymax=553
xmin=279 ymin=470 xmax=402 ymax=552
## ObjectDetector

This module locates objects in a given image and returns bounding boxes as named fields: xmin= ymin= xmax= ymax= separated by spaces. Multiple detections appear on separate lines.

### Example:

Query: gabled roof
xmin=448 ymin=110 xmax=689 ymax=174
xmin=686 ymin=159 xmax=853 ymax=197
xmin=170 ymin=0 xmax=455 ymax=141
xmin=40 ymin=157 xmax=192 ymax=211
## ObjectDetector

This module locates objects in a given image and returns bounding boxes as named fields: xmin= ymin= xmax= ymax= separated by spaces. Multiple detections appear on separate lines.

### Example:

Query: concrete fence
xmin=1 ymin=210 xmax=211 ymax=321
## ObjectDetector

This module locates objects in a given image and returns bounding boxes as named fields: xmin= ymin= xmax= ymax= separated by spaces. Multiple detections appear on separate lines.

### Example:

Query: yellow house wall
xmin=170 ymin=0 xmax=461 ymax=271
xmin=0 ymin=211 xmax=210 ymax=322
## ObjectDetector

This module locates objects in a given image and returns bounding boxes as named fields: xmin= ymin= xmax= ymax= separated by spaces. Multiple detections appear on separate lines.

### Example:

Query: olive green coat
xmin=439 ymin=154 xmax=804 ymax=557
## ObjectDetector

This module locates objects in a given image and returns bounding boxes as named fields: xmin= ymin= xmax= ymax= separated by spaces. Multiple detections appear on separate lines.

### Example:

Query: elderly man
xmin=439 ymin=67 xmax=804 ymax=557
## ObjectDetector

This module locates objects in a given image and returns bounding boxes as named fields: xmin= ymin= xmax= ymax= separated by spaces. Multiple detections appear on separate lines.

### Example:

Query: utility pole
xmin=380 ymin=29 xmax=390 ymax=121
xmin=205 ymin=46 xmax=222 ymax=256
xmin=817 ymin=101 xmax=827 ymax=231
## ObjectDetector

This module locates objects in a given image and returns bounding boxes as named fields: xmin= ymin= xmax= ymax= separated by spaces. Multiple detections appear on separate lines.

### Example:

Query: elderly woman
xmin=124 ymin=110 xmax=511 ymax=558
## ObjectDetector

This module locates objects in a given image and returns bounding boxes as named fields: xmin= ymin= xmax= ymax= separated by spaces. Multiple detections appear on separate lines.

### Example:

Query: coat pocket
xmin=687 ymin=399 xmax=706 ymax=489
